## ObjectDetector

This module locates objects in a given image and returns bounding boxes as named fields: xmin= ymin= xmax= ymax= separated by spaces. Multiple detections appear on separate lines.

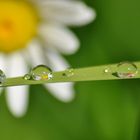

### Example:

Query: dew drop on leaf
xmin=116 ymin=62 xmax=138 ymax=78
xmin=104 ymin=67 xmax=111 ymax=73
xmin=0 ymin=70 xmax=6 ymax=84
xmin=30 ymin=65 xmax=53 ymax=81
xmin=63 ymin=68 xmax=74 ymax=77
xmin=23 ymin=74 xmax=31 ymax=80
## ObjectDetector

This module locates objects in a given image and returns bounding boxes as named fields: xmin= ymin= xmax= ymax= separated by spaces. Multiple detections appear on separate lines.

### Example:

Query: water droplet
xmin=116 ymin=62 xmax=138 ymax=78
xmin=63 ymin=68 xmax=74 ymax=77
xmin=0 ymin=70 xmax=6 ymax=84
xmin=104 ymin=67 xmax=111 ymax=73
xmin=23 ymin=74 xmax=31 ymax=80
xmin=31 ymin=65 xmax=53 ymax=81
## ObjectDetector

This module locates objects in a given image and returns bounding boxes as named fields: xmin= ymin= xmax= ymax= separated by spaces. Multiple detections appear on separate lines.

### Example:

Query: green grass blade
xmin=1 ymin=62 xmax=140 ymax=87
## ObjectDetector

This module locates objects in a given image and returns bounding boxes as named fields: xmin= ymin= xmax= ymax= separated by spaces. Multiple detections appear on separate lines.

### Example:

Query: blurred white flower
xmin=0 ymin=0 xmax=96 ymax=117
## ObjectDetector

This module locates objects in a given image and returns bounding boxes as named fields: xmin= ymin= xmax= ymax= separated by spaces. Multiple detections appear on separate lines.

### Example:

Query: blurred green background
xmin=1 ymin=0 xmax=140 ymax=140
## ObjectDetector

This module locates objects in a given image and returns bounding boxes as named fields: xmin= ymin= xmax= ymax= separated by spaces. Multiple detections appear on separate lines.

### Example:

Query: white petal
xmin=44 ymin=49 xmax=75 ymax=102
xmin=26 ymin=39 xmax=46 ymax=66
xmin=6 ymin=53 xmax=28 ymax=117
xmin=6 ymin=86 xmax=28 ymax=117
xmin=39 ymin=1 xmax=96 ymax=26
xmin=38 ymin=24 xmax=80 ymax=55
xmin=45 ymin=48 xmax=69 ymax=71
xmin=6 ymin=53 xmax=27 ymax=77
xmin=0 ymin=54 xmax=7 ymax=72
xmin=45 ymin=83 xmax=75 ymax=102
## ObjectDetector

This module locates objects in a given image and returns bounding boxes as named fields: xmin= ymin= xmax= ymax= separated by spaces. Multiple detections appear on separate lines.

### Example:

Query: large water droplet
xmin=0 ymin=70 xmax=6 ymax=84
xmin=31 ymin=65 xmax=53 ymax=81
xmin=116 ymin=62 xmax=138 ymax=78
xmin=63 ymin=68 xmax=74 ymax=77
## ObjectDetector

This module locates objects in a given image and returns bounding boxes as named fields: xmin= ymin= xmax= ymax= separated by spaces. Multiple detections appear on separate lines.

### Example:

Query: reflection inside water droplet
xmin=30 ymin=65 xmax=53 ymax=81
xmin=0 ymin=70 xmax=6 ymax=84
xmin=116 ymin=62 xmax=138 ymax=78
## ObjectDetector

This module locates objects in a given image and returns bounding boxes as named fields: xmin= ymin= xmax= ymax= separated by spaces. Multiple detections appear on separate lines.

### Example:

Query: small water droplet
xmin=23 ymin=74 xmax=31 ymax=80
xmin=31 ymin=65 xmax=53 ymax=81
xmin=116 ymin=62 xmax=138 ymax=78
xmin=104 ymin=67 xmax=111 ymax=73
xmin=0 ymin=70 xmax=6 ymax=84
xmin=63 ymin=68 xmax=74 ymax=77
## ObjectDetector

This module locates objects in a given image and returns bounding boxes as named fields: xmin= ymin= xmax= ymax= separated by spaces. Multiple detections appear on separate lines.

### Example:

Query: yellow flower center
xmin=0 ymin=0 xmax=38 ymax=53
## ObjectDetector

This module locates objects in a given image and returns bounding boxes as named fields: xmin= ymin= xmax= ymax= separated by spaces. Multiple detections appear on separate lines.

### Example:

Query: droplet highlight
xmin=116 ymin=62 xmax=138 ymax=78
xmin=63 ymin=68 xmax=74 ymax=77
xmin=0 ymin=70 xmax=6 ymax=84
xmin=31 ymin=65 xmax=53 ymax=81
xmin=104 ymin=67 xmax=111 ymax=73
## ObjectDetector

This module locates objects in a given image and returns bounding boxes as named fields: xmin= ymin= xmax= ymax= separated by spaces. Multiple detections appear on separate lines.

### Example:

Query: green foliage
xmin=1 ymin=0 xmax=140 ymax=140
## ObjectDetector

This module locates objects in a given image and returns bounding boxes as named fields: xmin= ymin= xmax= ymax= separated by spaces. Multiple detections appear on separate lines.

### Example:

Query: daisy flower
xmin=0 ymin=0 xmax=96 ymax=117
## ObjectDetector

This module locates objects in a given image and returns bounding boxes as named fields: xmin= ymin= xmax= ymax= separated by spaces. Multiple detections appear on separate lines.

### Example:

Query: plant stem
xmin=1 ymin=62 xmax=140 ymax=87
